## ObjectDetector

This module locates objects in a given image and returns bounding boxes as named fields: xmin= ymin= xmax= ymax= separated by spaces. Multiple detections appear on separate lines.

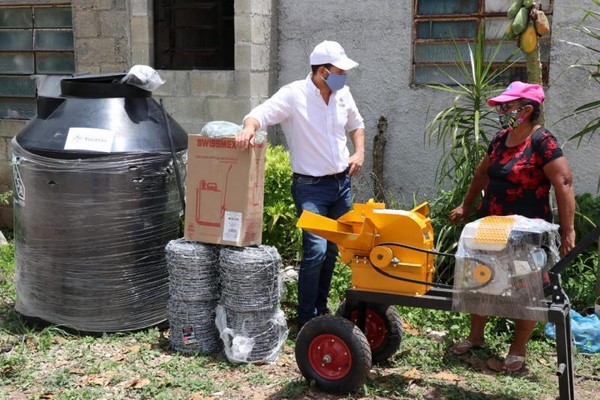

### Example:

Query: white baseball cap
xmin=309 ymin=40 xmax=358 ymax=71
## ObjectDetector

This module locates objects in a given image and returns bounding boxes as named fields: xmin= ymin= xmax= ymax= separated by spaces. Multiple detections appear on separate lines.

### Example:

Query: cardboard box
xmin=184 ymin=135 xmax=265 ymax=247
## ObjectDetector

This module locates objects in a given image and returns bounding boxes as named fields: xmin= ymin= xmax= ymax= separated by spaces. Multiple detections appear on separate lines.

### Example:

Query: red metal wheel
xmin=295 ymin=315 xmax=371 ymax=393
xmin=350 ymin=309 xmax=386 ymax=350
xmin=337 ymin=301 xmax=403 ymax=364
xmin=308 ymin=333 xmax=352 ymax=380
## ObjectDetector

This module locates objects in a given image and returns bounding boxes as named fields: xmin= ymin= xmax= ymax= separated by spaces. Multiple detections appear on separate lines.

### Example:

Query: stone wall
xmin=129 ymin=0 xmax=278 ymax=134
xmin=72 ymin=0 xmax=130 ymax=74
xmin=0 ymin=0 xmax=278 ymax=228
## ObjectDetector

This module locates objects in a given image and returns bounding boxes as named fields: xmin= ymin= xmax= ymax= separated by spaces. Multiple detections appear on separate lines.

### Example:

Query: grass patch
xmin=1 ymin=241 xmax=598 ymax=399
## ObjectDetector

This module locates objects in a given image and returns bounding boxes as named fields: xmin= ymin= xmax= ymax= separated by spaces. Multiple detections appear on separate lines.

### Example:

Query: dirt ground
xmin=214 ymin=342 xmax=600 ymax=400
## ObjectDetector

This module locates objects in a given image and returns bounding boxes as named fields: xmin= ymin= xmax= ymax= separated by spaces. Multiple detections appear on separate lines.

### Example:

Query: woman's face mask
xmin=499 ymin=106 xmax=525 ymax=130
xmin=323 ymin=68 xmax=347 ymax=91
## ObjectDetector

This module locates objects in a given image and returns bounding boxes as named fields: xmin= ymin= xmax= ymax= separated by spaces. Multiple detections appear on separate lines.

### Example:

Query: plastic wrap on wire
xmin=215 ymin=304 xmax=288 ymax=364
xmin=12 ymin=140 xmax=186 ymax=332
xmin=200 ymin=121 xmax=266 ymax=144
xmin=165 ymin=239 xmax=220 ymax=301
xmin=219 ymin=245 xmax=282 ymax=312
xmin=167 ymin=298 xmax=222 ymax=354
xmin=452 ymin=215 xmax=560 ymax=322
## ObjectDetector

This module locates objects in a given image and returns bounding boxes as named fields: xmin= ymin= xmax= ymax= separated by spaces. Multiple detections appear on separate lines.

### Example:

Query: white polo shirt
xmin=244 ymin=74 xmax=364 ymax=177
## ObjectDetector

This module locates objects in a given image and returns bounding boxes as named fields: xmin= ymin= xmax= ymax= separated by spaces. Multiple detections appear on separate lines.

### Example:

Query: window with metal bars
xmin=413 ymin=0 xmax=553 ymax=85
xmin=154 ymin=0 xmax=234 ymax=70
xmin=0 ymin=5 xmax=74 ymax=119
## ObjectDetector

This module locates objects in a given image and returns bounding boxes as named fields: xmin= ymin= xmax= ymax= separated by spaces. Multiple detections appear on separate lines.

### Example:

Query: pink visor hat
xmin=487 ymin=81 xmax=545 ymax=106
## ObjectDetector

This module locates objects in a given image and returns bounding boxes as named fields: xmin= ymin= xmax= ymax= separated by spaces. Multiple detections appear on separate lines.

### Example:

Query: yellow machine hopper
xmin=297 ymin=200 xmax=435 ymax=296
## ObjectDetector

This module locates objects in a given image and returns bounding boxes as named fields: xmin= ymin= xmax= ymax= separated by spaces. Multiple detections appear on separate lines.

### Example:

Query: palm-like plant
xmin=426 ymin=27 xmax=518 ymax=198
xmin=425 ymin=27 xmax=518 ymax=279
xmin=563 ymin=0 xmax=600 ymax=296
xmin=565 ymin=0 xmax=600 ymax=145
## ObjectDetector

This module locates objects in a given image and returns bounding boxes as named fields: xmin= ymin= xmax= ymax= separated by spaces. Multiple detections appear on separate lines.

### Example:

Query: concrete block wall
xmin=131 ymin=0 xmax=278 ymax=135
xmin=72 ymin=0 xmax=130 ymax=74
xmin=130 ymin=0 xmax=152 ymax=67
xmin=0 ymin=0 xmax=278 ymax=228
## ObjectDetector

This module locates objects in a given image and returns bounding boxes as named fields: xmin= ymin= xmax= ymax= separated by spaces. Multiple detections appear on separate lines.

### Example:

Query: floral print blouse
xmin=476 ymin=127 xmax=563 ymax=222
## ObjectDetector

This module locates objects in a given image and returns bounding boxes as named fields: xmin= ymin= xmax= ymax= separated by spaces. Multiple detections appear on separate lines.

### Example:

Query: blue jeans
xmin=291 ymin=173 xmax=351 ymax=324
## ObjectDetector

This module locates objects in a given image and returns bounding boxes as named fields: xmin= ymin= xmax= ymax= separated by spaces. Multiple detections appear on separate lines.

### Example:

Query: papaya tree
xmin=505 ymin=0 xmax=551 ymax=121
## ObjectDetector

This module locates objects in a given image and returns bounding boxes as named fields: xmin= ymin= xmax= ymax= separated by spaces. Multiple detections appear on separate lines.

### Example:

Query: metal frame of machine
xmin=294 ymin=201 xmax=600 ymax=399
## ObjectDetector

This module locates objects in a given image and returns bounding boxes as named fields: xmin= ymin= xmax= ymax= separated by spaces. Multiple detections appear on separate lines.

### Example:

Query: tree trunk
xmin=372 ymin=116 xmax=387 ymax=203
xmin=525 ymin=45 xmax=542 ymax=84
xmin=526 ymin=44 xmax=545 ymax=125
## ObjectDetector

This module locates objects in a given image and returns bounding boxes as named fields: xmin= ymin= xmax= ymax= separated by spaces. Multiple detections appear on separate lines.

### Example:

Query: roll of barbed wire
xmin=215 ymin=305 xmax=288 ymax=364
xmin=219 ymin=245 xmax=282 ymax=312
xmin=165 ymin=239 xmax=220 ymax=301
xmin=167 ymin=298 xmax=221 ymax=354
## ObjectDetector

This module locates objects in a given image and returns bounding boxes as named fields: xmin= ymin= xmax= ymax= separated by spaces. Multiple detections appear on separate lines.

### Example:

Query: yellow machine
xmin=297 ymin=200 xmax=435 ymax=296
xmin=295 ymin=200 xmax=588 ymax=399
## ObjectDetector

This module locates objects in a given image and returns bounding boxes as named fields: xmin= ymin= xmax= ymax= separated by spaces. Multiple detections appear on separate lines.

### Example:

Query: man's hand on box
xmin=235 ymin=126 xmax=257 ymax=150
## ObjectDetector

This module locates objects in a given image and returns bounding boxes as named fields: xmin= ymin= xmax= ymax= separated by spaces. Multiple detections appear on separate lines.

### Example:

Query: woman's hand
xmin=449 ymin=204 xmax=469 ymax=224
xmin=559 ymin=228 xmax=576 ymax=257
xmin=448 ymin=157 xmax=487 ymax=225
xmin=543 ymin=157 xmax=576 ymax=257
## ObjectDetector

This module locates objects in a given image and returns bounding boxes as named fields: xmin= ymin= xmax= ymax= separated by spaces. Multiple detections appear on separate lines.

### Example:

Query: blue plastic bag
xmin=545 ymin=310 xmax=600 ymax=353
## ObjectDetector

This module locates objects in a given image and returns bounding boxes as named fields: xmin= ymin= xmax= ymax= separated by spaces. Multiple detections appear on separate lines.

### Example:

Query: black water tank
xmin=12 ymin=73 xmax=187 ymax=332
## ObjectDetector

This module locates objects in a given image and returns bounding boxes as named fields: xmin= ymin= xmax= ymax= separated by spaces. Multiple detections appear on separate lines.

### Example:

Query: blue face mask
xmin=323 ymin=69 xmax=347 ymax=91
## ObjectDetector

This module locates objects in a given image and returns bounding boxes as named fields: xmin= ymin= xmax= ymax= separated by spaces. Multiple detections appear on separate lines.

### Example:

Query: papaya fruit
xmin=512 ymin=7 xmax=529 ymax=35
xmin=523 ymin=0 xmax=534 ymax=8
xmin=507 ymin=0 xmax=524 ymax=19
xmin=520 ymin=23 xmax=538 ymax=53
xmin=535 ymin=10 xmax=550 ymax=36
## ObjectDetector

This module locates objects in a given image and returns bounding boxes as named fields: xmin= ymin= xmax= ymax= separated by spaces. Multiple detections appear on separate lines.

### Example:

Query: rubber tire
xmin=336 ymin=301 xmax=403 ymax=364
xmin=295 ymin=315 xmax=372 ymax=393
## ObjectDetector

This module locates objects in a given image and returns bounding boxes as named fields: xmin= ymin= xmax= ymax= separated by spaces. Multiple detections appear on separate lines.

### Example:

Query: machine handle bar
xmin=548 ymin=223 xmax=600 ymax=276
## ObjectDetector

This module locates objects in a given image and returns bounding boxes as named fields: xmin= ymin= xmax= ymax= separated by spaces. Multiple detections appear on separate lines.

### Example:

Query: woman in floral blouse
xmin=448 ymin=81 xmax=576 ymax=372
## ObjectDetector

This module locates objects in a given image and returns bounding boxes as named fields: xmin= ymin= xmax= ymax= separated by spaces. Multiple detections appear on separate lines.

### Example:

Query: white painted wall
xmin=275 ymin=0 xmax=600 ymax=201
xmin=545 ymin=1 xmax=600 ymax=193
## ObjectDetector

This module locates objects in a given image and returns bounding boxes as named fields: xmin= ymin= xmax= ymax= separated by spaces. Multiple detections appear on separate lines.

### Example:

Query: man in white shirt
xmin=236 ymin=40 xmax=365 ymax=327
